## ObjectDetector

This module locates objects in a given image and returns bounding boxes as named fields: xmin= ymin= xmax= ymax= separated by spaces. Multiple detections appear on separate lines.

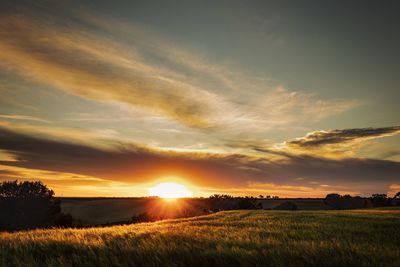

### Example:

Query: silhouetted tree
xmin=324 ymin=193 xmax=366 ymax=210
xmin=0 ymin=180 xmax=72 ymax=231
xmin=370 ymin=194 xmax=389 ymax=207
xmin=324 ymin=193 xmax=341 ymax=208
xmin=209 ymin=194 xmax=234 ymax=199
xmin=208 ymin=195 xmax=262 ymax=211
xmin=390 ymin=192 xmax=400 ymax=206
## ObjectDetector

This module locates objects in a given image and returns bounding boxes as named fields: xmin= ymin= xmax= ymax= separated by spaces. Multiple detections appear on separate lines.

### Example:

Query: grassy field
xmin=1 ymin=209 xmax=399 ymax=267
xmin=60 ymin=197 xmax=210 ymax=225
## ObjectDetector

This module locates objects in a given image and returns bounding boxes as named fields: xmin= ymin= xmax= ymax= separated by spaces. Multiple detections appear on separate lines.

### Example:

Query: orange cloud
xmin=1 ymin=126 xmax=399 ymax=197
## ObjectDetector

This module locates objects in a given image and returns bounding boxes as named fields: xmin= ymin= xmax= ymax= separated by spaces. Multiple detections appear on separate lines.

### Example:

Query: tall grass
xmin=1 ymin=209 xmax=399 ymax=266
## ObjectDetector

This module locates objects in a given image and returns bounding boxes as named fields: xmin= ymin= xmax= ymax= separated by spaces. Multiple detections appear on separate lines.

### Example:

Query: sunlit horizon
xmin=148 ymin=182 xmax=193 ymax=199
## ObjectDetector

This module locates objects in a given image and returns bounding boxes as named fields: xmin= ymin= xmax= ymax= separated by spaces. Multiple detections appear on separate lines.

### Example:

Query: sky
xmin=0 ymin=0 xmax=399 ymax=197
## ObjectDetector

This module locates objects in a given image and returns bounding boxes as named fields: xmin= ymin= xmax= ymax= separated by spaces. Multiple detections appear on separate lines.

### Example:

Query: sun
xmin=149 ymin=182 xmax=193 ymax=199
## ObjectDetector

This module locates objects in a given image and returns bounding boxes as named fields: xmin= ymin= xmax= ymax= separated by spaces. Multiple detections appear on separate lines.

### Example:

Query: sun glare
xmin=149 ymin=182 xmax=193 ymax=199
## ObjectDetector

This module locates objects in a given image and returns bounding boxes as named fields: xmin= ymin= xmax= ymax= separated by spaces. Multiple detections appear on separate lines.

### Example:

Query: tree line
xmin=1 ymin=180 xmax=399 ymax=231
xmin=324 ymin=192 xmax=400 ymax=210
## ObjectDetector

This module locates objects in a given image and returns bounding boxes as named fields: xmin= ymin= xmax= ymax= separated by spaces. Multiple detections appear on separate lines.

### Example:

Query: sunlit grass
xmin=1 ymin=208 xmax=399 ymax=266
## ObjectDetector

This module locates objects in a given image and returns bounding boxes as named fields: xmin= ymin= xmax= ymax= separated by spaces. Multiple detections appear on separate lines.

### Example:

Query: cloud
xmin=380 ymin=151 xmax=400 ymax=161
xmin=0 ymin=114 xmax=50 ymax=123
xmin=0 ymin=126 xmax=399 ymax=196
xmin=388 ymin=184 xmax=400 ymax=196
xmin=0 ymin=14 xmax=224 ymax=129
xmin=288 ymin=126 xmax=400 ymax=147
xmin=0 ymin=120 xmax=122 ymax=150
xmin=282 ymin=126 xmax=400 ymax=158
xmin=77 ymin=10 xmax=241 ymax=92
xmin=213 ymin=86 xmax=360 ymax=140
xmin=250 ymin=86 xmax=360 ymax=126
xmin=0 ymin=8 xmax=359 ymax=134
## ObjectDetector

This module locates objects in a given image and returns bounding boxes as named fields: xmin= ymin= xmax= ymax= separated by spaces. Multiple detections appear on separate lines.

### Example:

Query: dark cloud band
xmin=288 ymin=126 xmax=400 ymax=147
xmin=1 ymin=126 xmax=399 ymax=195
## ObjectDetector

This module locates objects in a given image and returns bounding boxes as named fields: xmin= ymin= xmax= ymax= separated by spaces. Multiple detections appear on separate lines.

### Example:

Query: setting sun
xmin=149 ymin=182 xmax=193 ymax=199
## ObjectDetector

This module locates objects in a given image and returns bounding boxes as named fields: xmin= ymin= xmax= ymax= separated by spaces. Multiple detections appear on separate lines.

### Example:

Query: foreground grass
xmin=1 ymin=209 xmax=399 ymax=267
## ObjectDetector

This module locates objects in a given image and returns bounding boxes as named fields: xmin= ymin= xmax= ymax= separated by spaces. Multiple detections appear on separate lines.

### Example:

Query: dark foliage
xmin=390 ymin=192 xmax=400 ymax=206
xmin=209 ymin=194 xmax=234 ymax=199
xmin=53 ymin=213 xmax=75 ymax=228
xmin=324 ymin=193 xmax=366 ymax=210
xmin=131 ymin=212 xmax=157 ymax=223
xmin=0 ymin=180 xmax=55 ymax=198
xmin=208 ymin=195 xmax=262 ymax=212
xmin=0 ymin=180 xmax=73 ymax=231
xmin=273 ymin=201 xmax=298 ymax=211
xmin=370 ymin=194 xmax=390 ymax=207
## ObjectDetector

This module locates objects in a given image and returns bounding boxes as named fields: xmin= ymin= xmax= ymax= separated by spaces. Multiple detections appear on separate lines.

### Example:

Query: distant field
xmin=60 ymin=197 xmax=210 ymax=225
xmin=61 ymin=198 xmax=152 ymax=225
xmin=61 ymin=197 xmax=330 ymax=225
xmin=1 ymin=208 xmax=399 ymax=266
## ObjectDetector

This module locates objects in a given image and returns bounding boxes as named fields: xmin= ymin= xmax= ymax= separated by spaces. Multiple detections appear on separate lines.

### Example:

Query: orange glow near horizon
xmin=149 ymin=182 xmax=193 ymax=199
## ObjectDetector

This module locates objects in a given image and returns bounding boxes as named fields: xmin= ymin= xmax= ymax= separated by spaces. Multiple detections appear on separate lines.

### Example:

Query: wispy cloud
xmin=0 ymin=14 xmax=223 ymax=129
xmin=0 ymin=9 xmax=359 ymax=135
xmin=75 ymin=10 xmax=241 ymax=93
xmin=282 ymin=126 xmax=400 ymax=158
xmin=0 ymin=114 xmax=50 ymax=123
xmin=225 ymin=86 xmax=360 ymax=132
xmin=0 ymin=120 xmax=122 ymax=150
